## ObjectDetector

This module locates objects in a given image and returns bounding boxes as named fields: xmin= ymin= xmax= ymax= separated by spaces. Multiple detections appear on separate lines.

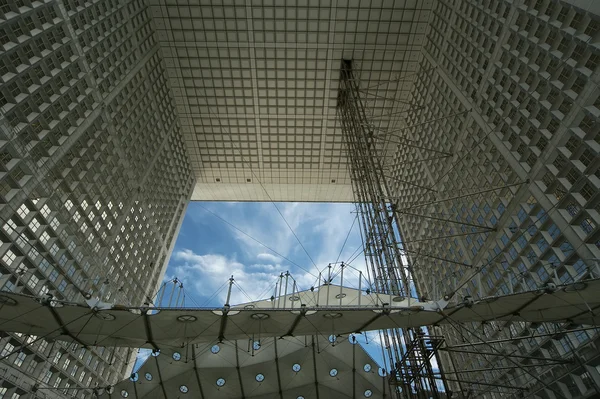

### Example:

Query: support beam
xmin=352 ymin=338 xmax=357 ymax=399
xmin=273 ymin=338 xmax=284 ymax=399
xmin=311 ymin=335 xmax=320 ymax=399
xmin=396 ymin=209 xmax=495 ymax=231
xmin=446 ymin=326 xmax=600 ymax=348
xmin=191 ymin=345 xmax=206 ymax=399
xmin=432 ymin=375 xmax=526 ymax=391
xmin=153 ymin=355 xmax=169 ymax=398
xmin=235 ymin=341 xmax=246 ymax=399
xmin=396 ymin=180 xmax=528 ymax=211
xmin=440 ymin=348 xmax=572 ymax=364
xmin=143 ymin=313 xmax=159 ymax=350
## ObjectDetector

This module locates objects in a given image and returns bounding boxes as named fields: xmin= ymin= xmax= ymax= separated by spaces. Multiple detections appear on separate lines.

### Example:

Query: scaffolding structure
xmin=337 ymin=59 xmax=448 ymax=398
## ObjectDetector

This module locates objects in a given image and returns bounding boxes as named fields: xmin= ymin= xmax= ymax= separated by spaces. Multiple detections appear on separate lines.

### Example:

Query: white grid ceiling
xmin=149 ymin=0 xmax=433 ymax=201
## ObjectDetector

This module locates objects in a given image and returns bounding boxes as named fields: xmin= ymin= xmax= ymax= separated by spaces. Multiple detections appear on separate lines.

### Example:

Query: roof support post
xmin=191 ymin=344 xmax=205 ymax=399
xmin=311 ymin=335 xmax=320 ymax=399
xmin=352 ymin=339 xmax=356 ymax=399
xmin=273 ymin=338 xmax=284 ymax=399
xmin=235 ymin=341 xmax=246 ymax=399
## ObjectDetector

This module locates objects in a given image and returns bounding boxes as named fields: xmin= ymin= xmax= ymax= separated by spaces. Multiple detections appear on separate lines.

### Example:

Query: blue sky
xmin=165 ymin=202 xmax=365 ymax=307
xmin=157 ymin=201 xmax=389 ymax=369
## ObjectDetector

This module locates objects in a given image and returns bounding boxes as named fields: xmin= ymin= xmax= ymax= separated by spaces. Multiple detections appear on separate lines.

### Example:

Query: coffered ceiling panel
xmin=148 ymin=0 xmax=433 ymax=201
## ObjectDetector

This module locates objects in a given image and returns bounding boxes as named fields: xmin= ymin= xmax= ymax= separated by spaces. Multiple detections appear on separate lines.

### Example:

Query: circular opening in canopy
xmin=145 ymin=373 xmax=153 ymax=381
xmin=328 ymin=334 xmax=337 ymax=343
xmin=211 ymin=345 xmax=220 ymax=354
xmin=172 ymin=352 xmax=181 ymax=361
xmin=177 ymin=315 xmax=197 ymax=322
xmin=565 ymin=282 xmax=587 ymax=292
xmin=292 ymin=363 xmax=301 ymax=372
xmin=151 ymin=349 xmax=160 ymax=357
xmin=255 ymin=373 xmax=265 ymax=382
xmin=364 ymin=363 xmax=372 ymax=372
xmin=179 ymin=385 xmax=188 ymax=393
xmin=94 ymin=312 xmax=115 ymax=321
xmin=129 ymin=373 xmax=138 ymax=382
xmin=364 ymin=389 xmax=373 ymax=397
xmin=335 ymin=293 xmax=346 ymax=299
xmin=253 ymin=341 xmax=261 ymax=350
xmin=216 ymin=378 xmax=226 ymax=387
xmin=329 ymin=368 xmax=338 ymax=377
xmin=121 ymin=390 xmax=128 ymax=398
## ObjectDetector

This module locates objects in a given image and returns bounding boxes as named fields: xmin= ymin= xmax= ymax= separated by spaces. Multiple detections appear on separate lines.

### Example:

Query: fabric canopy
xmin=0 ymin=279 xmax=597 ymax=350
xmin=99 ymin=336 xmax=388 ymax=399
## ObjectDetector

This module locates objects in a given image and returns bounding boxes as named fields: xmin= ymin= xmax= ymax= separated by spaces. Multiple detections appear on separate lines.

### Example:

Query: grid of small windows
xmin=391 ymin=0 xmax=600 ymax=397
xmin=0 ymin=0 xmax=193 ymax=397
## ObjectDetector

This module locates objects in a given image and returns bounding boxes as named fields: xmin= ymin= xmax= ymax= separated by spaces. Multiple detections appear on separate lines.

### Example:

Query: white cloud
xmin=256 ymin=253 xmax=281 ymax=263
xmin=248 ymin=263 xmax=279 ymax=272
xmin=171 ymin=249 xmax=283 ymax=305
xmin=212 ymin=203 xmax=365 ymax=289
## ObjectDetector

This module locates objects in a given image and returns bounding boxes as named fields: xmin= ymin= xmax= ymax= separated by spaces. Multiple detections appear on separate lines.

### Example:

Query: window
xmin=581 ymin=218 xmax=595 ymax=234
xmin=537 ymin=237 xmax=549 ymax=252
xmin=580 ymin=183 xmax=595 ymax=202
xmin=1 ymin=342 xmax=15 ymax=357
xmin=548 ymin=224 xmax=560 ymax=240
xmin=42 ymin=370 xmax=52 ymax=383
xmin=13 ymin=351 xmax=26 ymax=367
xmin=49 ymin=269 xmax=59 ymax=282
xmin=40 ymin=231 xmax=50 ymax=244
xmin=27 ymin=274 xmax=39 ymax=290
xmin=536 ymin=266 xmax=549 ymax=282
xmin=38 ymin=340 xmax=48 ymax=354
xmin=26 ymin=359 xmax=37 ymax=374
xmin=517 ymin=208 xmax=527 ymax=222
xmin=39 ymin=259 xmax=50 ymax=272
xmin=497 ymin=203 xmax=505 ymax=215
xmin=2 ymin=250 xmax=16 ymax=266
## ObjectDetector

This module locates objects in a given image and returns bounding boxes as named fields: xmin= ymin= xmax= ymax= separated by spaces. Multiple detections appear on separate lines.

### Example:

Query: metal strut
xmin=337 ymin=59 xmax=448 ymax=399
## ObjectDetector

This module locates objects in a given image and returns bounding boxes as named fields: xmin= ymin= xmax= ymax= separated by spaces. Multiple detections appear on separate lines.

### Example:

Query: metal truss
xmin=337 ymin=59 xmax=447 ymax=398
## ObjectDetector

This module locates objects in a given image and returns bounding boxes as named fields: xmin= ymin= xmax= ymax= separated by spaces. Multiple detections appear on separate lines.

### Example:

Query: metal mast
xmin=337 ymin=59 xmax=447 ymax=398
